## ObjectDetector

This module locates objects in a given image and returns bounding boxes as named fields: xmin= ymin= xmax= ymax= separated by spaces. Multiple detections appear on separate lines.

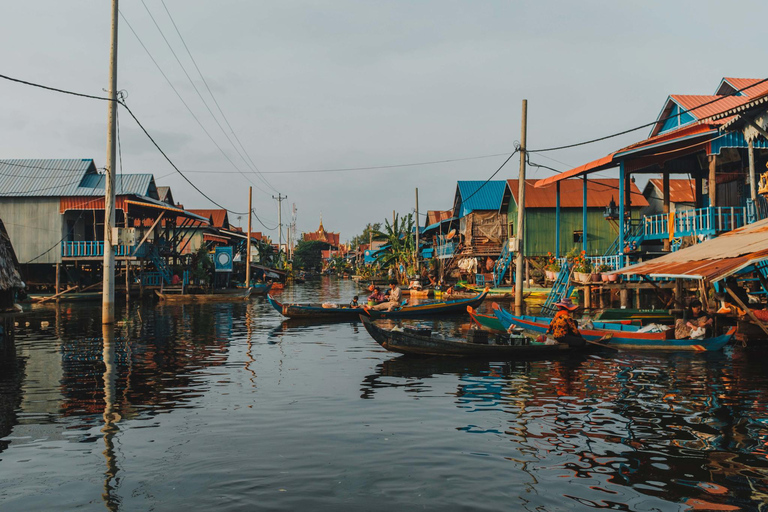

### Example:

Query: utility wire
xmin=136 ymin=2 xmax=275 ymax=195
xmin=0 ymin=72 xmax=248 ymax=215
xmin=118 ymin=10 xmax=270 ymax=197
xmin=158 ymin=0 xmax=278 ymax=194
xmin=529 ymin=77 xmax=768 ymax=153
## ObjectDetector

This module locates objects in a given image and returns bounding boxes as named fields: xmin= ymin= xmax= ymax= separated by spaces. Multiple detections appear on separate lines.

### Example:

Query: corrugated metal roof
xmin=616 ymin=217 xmax=768 ymax=282
xmin=186 ymin=209 xmax=229 ymax=228
xmin=671 ymin=95 xmax=746 ymax=122
xmin=426 ymin=210 xmax=452 ymax=226
xmin=721 ymin=78 xmax=768 ymax=98
xmin=0 ymin=159 xmax=156 ymax=197
xmin=508 ymin=179 xmax=648 ymax=208
xmin=647 ymin=179 xmax=696 ymax=204
xmin=455 ymin=181 xmax=507 ymax=217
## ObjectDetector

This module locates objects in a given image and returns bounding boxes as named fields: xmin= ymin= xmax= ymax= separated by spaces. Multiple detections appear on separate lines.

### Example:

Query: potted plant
xmin=544 ymin=252 xmax=560 ymax=281
xmin=596 ymin=263 xmax=611 ymax=282
xmin=572 ymin=252 xmax=592 ymax=283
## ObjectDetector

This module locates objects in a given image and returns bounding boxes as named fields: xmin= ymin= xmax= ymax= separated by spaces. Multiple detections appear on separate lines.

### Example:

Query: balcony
xmin=62 ymin=241 xmax=150 ymax=258
xmin=644 ymin=206 xmax=748 ymax=241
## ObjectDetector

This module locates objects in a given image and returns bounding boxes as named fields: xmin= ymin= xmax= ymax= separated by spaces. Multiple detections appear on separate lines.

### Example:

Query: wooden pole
xmin=514 ymin=99 xmax=528 ymax=314
xmin=55 ymin=263 xmax=61 ymax=295
xmin=663 ymin=171 xmax=670 ymax=252
xmin=708 ymin=155 xmax=717 ymax=207
xmin=748 ymin=138 xmax=757 ymax=203
xmin=102 ymin=0 xmax=119 ymax=324
xmin=246 ymin=186 xmax=252 ymax=286
xmin=415 ymin=188 xmax=420 ymax=274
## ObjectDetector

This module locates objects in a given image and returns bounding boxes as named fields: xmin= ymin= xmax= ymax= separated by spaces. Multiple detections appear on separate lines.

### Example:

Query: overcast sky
xmin=1 ymin=1 xmax=766 ymax=243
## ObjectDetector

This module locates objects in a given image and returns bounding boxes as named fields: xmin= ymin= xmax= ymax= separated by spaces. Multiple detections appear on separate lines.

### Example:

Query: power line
xmin=135 ymin=2 xmax=275 ymax=195
xmin=528 ymin=77 xmax=768 ymax=153
xmin=158 ymin=0 xmax=278 ymax=194
xmin=118 ymin=10 xmax=270 ymax=197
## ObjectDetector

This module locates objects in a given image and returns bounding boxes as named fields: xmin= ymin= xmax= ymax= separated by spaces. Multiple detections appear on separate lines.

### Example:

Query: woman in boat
xmin=368 ymin=287 xmax=386 ymax=304
xmin=675 ymin=299 xmax=713 ymax=339
xmin=368 ymin=281 xmax=403 ymax=312
xmin=542 ymin=298 xmax=586 ymax=348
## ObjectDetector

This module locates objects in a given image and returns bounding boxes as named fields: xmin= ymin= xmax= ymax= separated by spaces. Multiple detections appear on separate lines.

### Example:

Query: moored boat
xmin=363 ymin=289 xmax=489 ymax=319
xmin=156 ymin=287 xmax=253 ymax=303
xmin=493 ymin=306 xmax=735 ymax=352
xmin=267 ymin=294 xmax=365 ymax=319
xmin=466 ymin=306 xmax=506 ymax=333
xmin=592 ymin=308 xmax=674 ymax=324
xmin=360 ymin=315 xmax=574 ymax=357
xmin=250 ymin=282 xmax=273 ymax=294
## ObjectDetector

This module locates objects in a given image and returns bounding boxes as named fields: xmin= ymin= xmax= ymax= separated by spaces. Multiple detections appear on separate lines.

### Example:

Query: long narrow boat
xmin=592 ymin=308 xmax=674 ymax=324
xmin=493 ymin=306 xmax=735 ymax=352
xmin=360 ymin=315 xmax=576 ymax=358
xmin=267 ymin=294 xmax=365 ymax=319
xmin=250 ymin=282 xmax=273 ymax=295
xmin=156 ymin=287 xmax=252 ymax=303
xmin=363 ymin=289 xmax=489 ymax=319
xmin=467 ymin=306 xmax=506 ymax=333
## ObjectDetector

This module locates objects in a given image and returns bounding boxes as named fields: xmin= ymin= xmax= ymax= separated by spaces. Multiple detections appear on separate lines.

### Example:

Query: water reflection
xmin=101 ymin=324 xmax=120 ymax=511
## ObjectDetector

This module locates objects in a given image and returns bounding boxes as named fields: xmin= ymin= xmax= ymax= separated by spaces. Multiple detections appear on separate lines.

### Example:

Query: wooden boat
xmin=404 ymin=288 xmax=431 ymax=298
xmin=267 ymin=294 xmax=365 ymax=319
xmin=155 ymin=287 xmax=253 ymax=303
xmin=363 ymin=289 xmax=489 ymax=319
xmin=592 ymin=308 xmax=674 ymax=324
xmin=360 ymin=315 xmax=574 ymax=358
xmin=466 ymin=306 xmax=506 ymax=333
xmin=493 ymin=306 xmax=736 ymax=352
xmin=239 ymin=282 xmax=273 ymax=294
xmin=29 ymin=291 xmax=103 ymax=303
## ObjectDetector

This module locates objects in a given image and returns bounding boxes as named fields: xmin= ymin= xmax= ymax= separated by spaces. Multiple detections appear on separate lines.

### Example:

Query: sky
xmin=1 ymin=0 xmax=767 ymax=244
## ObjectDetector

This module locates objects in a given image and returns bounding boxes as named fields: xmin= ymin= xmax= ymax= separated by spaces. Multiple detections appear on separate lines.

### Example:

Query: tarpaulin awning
xmin=613 ymin=217 xmax=768 ymax=282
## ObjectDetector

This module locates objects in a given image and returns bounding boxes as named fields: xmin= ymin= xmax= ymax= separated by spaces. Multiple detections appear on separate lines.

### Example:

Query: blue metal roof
xmin=455 ymin=181 xmax=507 ymax=217
xmin=0 ymin=159 xmax=156 ymax=198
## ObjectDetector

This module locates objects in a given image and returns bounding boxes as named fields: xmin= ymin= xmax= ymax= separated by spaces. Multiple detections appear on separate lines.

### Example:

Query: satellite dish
xmin=446 ymin=229 xmax=456 ymax=240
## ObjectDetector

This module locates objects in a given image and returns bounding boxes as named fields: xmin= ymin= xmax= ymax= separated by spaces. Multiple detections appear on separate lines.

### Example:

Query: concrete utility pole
xmin=514 ymin=99 xmax=528 ymax=314
xmin=415 ymin=188 xmax=420 ymax=273
xmin=273 ymin=194 xmax=286 ymax=254
xmin=246 ymin=187 xmax=252 ymax=286
xmin=102 ymin=0 xmax=119 ymax=325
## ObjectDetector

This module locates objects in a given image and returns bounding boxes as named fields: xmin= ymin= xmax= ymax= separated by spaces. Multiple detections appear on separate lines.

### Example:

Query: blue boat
xmin=267 ymin=294 xmax=364 ymax=319
xmin=363 ymin=289 xmax=488 ymax=319
xmin=493 ymin=306 xmax=735 ymax=352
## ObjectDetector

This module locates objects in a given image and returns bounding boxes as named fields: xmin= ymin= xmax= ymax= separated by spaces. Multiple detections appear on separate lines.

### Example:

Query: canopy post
xmin=582 ymin=175 xmax=588 ymax=254
xmin=618 ymin=161 xmax=625 ymax=255
xmin=555 ymin=181 xmax=561 ymax=257
xmin=663 ymin=171 xmax=670 ymax=252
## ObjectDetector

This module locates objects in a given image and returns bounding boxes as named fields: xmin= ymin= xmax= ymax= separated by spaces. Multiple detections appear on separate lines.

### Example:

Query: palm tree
xmin=373 ymin=213 xmax=415 ymax=284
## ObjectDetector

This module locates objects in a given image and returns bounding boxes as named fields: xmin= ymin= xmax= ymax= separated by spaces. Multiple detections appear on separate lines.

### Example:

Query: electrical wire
xmin=0 ymin=72 xmax=250 ymax=215
xmin=118 ymin=10 xmax=270 ymax=197
xmin=528 ymin=77 xmax=768 ymax=153
xmin=158 ymin=0 xmax=278 ymax=194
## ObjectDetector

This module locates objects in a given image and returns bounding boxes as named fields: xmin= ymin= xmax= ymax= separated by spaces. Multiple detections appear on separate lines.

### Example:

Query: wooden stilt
xmin=620 ymin=288 xmax=629 ymax=308
xmin=55 ymin=263 xmax=61 ymax=294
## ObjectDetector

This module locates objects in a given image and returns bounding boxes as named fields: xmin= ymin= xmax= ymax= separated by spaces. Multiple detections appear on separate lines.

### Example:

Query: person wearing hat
xmin=546 ymin=297 xmax=586 ymax=348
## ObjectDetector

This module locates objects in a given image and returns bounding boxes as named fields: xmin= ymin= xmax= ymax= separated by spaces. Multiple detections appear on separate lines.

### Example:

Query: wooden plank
xmin=37 ymin=286 xmax=78 ymax=304
xmin=725 ymin=285 xmax=768 ymax=337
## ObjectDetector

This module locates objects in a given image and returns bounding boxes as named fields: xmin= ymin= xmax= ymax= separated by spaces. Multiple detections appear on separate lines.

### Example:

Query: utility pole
xmin=514 ymin=99 xmax=528 ymax=314
xmin=273 ymin=193 xmax=286 ymax=256
xmin=415 ymin=188 xmax=420 ymax=273
xmin=102 ymin=0 xmax=119 ymax=325
xmin=246 ymin=187 xmax=252 ymax=286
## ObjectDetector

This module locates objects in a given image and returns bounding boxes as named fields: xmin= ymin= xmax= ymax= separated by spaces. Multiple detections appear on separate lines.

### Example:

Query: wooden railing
xmin=644 ymin=206 xmax=747 ymax=240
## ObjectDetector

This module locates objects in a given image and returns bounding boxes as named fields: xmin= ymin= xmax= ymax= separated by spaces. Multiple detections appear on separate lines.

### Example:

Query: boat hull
xmin=267 ymin=294 xmax=365 ymax=319
xmin=360 ymin=315 xmax=571 ymax=358
xmin=493 ymin=307 xmax=735 ymax=352
xmin=364 ymin=291 xmax=488 ymax=319
xmin=467 ymin=306 xmax=506 ymax=333
xmin=156 ymin=288 xmax=253 ymax=303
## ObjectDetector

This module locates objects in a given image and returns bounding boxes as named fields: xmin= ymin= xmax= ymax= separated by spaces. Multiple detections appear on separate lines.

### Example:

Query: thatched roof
xmin=0 ymin=219 xmax=23 ymax=290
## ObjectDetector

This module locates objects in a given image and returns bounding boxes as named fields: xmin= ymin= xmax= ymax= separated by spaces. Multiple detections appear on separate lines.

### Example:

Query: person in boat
xmin=675 ymin=299 xmax=713 ymax=339
xmin=368 ymin=287 xmax=386 ymax=304
xmin=349 ymin=296 xmax=359 ymax=308
xmin=369 ymin=280 xmax=403 ymax=312
xmin=541 ymin=298 xmax=586 ymax=348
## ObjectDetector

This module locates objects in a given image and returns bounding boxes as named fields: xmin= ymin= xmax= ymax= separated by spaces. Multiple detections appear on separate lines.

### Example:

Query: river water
xmin=1 ymin=277 xmax=767 ymax=511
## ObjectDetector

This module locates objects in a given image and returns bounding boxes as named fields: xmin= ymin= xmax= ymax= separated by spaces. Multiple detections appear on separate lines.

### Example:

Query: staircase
xmin=148 ymin=246 xmax=173 ymax=285
xmin=492 ymin=241 xmax=514 ymax=287
xmin=605 ymin=219 xmax=645 ymax=256
xmin=541 ymin=262 xmax=573 ymax=317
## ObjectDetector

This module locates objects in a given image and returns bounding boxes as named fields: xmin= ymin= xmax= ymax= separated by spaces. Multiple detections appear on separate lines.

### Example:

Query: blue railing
xmin=61 ymin=241 xmax=150 ymax=258
xmin=435 ymin=242 xmax=456 ymax=258
xmin=138 ymin=272 xmax=163 ymax=286
xmin=644 ymin=206 xmax=747 ymax=240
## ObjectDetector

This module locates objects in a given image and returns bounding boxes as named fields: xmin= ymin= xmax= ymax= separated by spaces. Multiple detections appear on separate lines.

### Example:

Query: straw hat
xmin=555 ymin=297 xmax=578 ymax=311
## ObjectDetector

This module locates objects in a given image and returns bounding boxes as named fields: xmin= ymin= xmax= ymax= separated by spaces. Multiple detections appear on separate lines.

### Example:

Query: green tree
xmin=373 ymin=213 xmax=415 ymax=284
xmin=351 ymin=222 xmax=382 ymax=249
xmin=293 ymin=240 xmax=331 ymax=271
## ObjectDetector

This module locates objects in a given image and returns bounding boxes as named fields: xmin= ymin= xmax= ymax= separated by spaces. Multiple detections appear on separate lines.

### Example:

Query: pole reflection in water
xmin=101 ymin=324 xmax=120 ymax=511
